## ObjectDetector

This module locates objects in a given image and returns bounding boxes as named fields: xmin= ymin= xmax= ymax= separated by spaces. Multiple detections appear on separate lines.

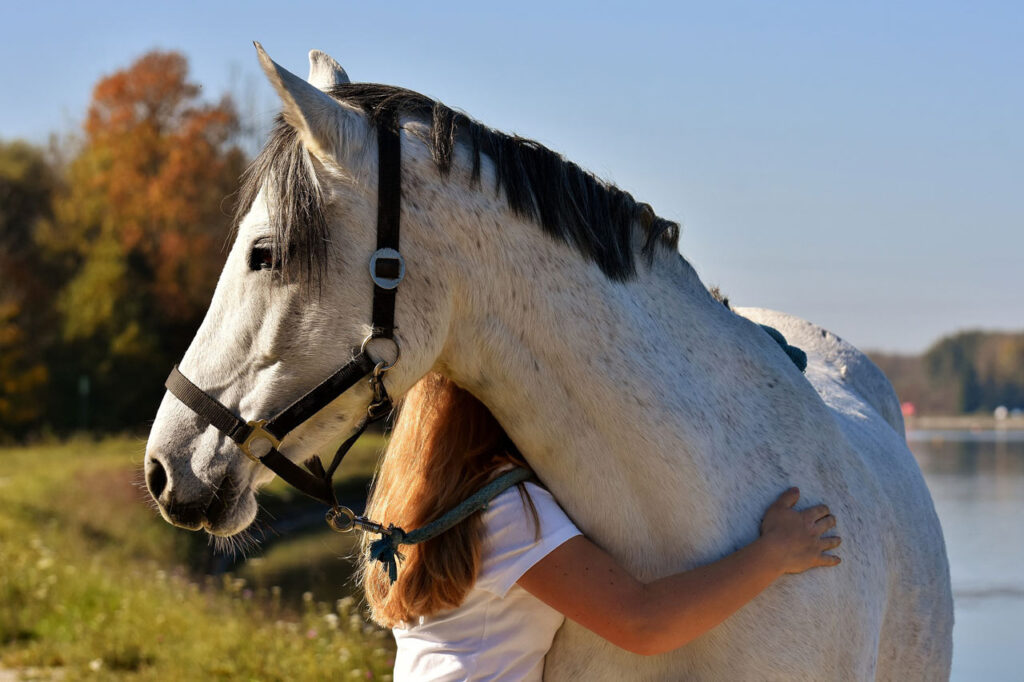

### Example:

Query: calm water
xmin=908 ymin=429 xmax=1024 ymax=681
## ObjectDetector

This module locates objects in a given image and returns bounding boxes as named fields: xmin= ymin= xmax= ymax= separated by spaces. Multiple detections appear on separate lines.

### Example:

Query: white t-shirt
xmin=392 ymin=481 xmax=582 ymax=681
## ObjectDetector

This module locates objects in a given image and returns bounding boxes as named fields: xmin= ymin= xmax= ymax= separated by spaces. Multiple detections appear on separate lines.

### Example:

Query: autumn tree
xmin=38 ymin=50 xmax=246 ymax=431
xmin=0 ymin=140 xmax=57 ymax=437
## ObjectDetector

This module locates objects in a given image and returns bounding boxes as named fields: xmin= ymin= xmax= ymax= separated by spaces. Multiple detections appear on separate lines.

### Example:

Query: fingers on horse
xmin=814 ymin=514 xmax=837 ymax=532
xmin=819 ymin=535 xmax=842 ymax=551
xmin=802 ymin=504 xmax=831 ymax=523
xmin=775 ymin=487 xmax=801 ymax=509
xmin=817 ymin=552 xmax=842 ymax=567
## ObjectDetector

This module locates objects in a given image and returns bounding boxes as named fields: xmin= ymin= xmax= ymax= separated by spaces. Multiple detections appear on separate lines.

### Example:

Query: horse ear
xmin=308 ymin=49 xmax=350 ymax=90
xmin=254 ymin=42 xmax=355 ymax=161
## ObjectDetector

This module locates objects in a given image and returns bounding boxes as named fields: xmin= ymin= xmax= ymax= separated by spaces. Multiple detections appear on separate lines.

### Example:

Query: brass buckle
xmin=239 ymin=419 xmax=281 ymax=462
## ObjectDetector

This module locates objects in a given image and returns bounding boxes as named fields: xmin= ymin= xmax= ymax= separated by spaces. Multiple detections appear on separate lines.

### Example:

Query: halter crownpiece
xmin=164 ymin=107 xmax=405 ymax=511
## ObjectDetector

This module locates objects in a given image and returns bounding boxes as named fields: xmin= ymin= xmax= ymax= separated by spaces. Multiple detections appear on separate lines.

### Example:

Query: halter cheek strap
xmin=164 ymin=108 xmax=405 ymax=509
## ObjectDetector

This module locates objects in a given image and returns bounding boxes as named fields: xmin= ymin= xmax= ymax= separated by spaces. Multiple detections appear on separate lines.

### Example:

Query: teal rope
xmin=759 ymin=324 xmax=807 ymax=373
xmin=369 ymin=467 xmax=533 ymax=582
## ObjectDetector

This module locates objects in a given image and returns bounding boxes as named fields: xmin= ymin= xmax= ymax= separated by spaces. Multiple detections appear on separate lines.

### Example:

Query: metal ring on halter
xmin=369 ymin=247 xmax=405 ymax=289
xmin=360 ymin=334 xmax=400 ymax=372
xmin=325 ymin=506 xmax=393 ymax=536
xmin=326 ymin=506 xmax=356 ymax=533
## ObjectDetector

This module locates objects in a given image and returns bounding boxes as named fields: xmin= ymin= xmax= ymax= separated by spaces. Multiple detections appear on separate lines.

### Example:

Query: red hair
xmin=359 ymin=372 xmax=535 ymax=627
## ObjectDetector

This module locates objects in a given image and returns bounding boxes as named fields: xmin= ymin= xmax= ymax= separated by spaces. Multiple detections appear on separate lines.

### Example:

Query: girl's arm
xmin=516 ymin=487 xmax=840 ymax=656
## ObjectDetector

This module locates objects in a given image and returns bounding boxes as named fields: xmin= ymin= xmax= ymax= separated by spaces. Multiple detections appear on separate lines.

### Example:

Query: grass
xmin=0 ymin=436 xmax=394 ymax=680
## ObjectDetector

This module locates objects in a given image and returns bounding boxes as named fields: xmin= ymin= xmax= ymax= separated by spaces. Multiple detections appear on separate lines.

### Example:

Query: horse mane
xmin=235 ymin=83 xmax=680 ymax=284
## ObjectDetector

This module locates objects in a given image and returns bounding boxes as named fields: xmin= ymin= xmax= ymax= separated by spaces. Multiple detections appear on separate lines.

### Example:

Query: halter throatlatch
xmin=165 ymin=107 xmax=405 ymax=513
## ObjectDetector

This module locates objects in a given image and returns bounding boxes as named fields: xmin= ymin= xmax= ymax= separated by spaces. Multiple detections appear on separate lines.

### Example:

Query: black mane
xmin=236 ymin=82 xmax=680 ymax=283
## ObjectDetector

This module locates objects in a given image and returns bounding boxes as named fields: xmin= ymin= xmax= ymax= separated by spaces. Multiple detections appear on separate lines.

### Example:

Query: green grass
xmin=0 ymin=437 xmax=394 ymax=680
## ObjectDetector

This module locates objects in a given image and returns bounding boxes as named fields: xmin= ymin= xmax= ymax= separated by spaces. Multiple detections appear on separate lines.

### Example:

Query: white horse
xmin=145 ymin=46 xmax=952 ymax=680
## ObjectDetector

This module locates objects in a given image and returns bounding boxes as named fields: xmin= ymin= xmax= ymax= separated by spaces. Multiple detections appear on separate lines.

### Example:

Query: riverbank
xmin=905 ymin=415 xmax=1024 ymax=431
xmin=0 ymin=437 xmax=393 ymax=680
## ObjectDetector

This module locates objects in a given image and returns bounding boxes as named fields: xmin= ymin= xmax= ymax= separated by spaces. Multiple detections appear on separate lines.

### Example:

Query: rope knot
xmin=369 ymin=525 xmax=407 ymax=583
xmin=362 ymin=468 xmax=532 ymax=584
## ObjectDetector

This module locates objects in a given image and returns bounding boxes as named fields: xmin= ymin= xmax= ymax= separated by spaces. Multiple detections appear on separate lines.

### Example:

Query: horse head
xmin=145 ymin=42 xmax=680 ymax=538
xmin=144 ymin=46 xmax=455 ymax=535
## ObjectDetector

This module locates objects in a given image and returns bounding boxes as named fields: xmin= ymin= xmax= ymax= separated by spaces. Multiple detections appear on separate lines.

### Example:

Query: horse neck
xmin=401 ymin=134 xmax=824 ymax=569
xmin=430 ymin=192 xmax=750 ymax=553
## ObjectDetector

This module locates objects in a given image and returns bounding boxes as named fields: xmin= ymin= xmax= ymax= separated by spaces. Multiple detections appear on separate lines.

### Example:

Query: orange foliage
xmin=0 ymin=300 xmax=48 ymax=427
xmin=50 ymin=50 xmax=244 ymax=334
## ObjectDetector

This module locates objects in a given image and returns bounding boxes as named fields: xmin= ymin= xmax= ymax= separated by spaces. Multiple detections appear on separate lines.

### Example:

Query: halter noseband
xmin=164 ymin=110 xmax=405 ymax=512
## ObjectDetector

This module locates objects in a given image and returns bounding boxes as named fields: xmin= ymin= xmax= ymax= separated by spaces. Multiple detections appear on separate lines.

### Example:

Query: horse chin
xmin=202 ymin=484 xmax=258 ymax=537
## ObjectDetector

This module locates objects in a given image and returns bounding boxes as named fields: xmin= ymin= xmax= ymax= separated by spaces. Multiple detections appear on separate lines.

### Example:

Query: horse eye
xmin=248 ymin=244 xmax=279 ymax=272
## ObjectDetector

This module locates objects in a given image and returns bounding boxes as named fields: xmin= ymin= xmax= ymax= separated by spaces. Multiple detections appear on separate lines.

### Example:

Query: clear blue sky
xmin=2 ymin=0 xmax=1020 ymax=352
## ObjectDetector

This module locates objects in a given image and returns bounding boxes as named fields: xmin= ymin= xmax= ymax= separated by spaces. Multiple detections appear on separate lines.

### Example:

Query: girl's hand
xmin=520 ymin=486 xmax=843 ymax=656
xmin=759 ymin=487 xmax=842 ymax=575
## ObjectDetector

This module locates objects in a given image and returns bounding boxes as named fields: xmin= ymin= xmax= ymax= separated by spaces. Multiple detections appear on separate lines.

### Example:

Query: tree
xmin=37 ymin=50 xmax=246 ymax=432
xmin=0 ymin=140 xmax=58 ymax=438
xmin=871 ymin=330 xmax=1024 ymax=415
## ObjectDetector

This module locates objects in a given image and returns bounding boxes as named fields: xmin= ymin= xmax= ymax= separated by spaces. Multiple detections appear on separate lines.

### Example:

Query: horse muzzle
xmin=145 ymin=452 xmax=246 ymax=534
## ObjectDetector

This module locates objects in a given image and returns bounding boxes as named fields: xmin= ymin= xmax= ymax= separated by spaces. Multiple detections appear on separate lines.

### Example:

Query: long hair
xmin=359 ymin=372 xmax=536 ymax=628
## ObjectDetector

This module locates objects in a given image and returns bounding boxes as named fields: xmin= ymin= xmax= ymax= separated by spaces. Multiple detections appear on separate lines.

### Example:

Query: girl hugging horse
xmin=360 ymin=373 xmax=841 ymax=680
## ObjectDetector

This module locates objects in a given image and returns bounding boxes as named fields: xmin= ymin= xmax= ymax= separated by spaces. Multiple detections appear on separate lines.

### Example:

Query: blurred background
xmin=0 ymin=1 xmax=1020 ymax=679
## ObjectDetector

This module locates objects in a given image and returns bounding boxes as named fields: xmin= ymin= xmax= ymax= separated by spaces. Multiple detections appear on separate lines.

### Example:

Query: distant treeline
xmin=869 ymin=331 xmax=1024 ymax=416
xmin=1 ymin=51 xmax=245 ymax=441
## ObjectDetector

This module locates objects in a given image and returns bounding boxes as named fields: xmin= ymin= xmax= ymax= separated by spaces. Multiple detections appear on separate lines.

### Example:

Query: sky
xmin=1 ymin=0 xmax=1021 ymax=353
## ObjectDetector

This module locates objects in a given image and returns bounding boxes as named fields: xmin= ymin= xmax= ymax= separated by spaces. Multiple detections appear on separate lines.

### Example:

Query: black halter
xmin=164 ymin=110 xmax=405 ymax=510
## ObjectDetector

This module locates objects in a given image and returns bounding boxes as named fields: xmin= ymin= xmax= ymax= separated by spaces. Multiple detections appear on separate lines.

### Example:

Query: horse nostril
xmin=146 ymin=456 xmax=168 ymax=500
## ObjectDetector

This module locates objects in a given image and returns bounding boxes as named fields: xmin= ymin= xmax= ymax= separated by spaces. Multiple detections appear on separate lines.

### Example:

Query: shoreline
xmin=905 ymin=415 xmax=1024 ymax=431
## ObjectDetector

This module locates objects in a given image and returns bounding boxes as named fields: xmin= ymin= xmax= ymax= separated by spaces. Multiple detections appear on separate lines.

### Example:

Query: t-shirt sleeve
xmin=475 ymin=481 xmax=582 ymax=598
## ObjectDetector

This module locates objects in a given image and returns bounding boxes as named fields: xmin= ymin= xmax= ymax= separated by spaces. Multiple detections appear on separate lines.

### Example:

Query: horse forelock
xmin=234 ymin=83 xmax=681 ymax=285
xmin=232 ymin=117 xmax=329 ymax=288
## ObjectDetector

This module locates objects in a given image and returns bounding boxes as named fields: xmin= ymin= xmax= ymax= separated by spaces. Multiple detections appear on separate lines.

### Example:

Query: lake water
xmin=908 ymin=429 xmax=1024 ymax=681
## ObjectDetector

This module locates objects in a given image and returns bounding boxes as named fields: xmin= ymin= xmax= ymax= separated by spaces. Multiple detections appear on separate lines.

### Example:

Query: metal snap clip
xmin=326 ymin=506 xmax=356 ymax=533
